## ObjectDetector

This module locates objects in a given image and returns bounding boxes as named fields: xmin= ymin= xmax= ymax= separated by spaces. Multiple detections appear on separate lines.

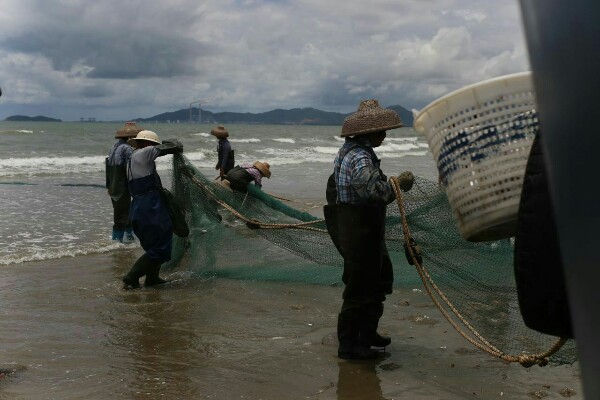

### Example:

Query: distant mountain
xmin=135 ymin=105 xmax=414 ymax=126
xmin=4 ymin=115 xmax=62 ymax=122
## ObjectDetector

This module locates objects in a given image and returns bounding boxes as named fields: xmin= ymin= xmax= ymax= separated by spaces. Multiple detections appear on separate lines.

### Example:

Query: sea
xmin=0 ymin=121 xmax=582 ymax=399
xmin=0 ymin=121 xmax=436 ymax=267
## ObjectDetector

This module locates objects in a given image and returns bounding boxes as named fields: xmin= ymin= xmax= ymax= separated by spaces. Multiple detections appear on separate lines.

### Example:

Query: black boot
xmin=359 ymin=303 xmax=391 ymax=349
xmin=123 ymin=255 xmax=146 ymax=289
xmin=144 ymin=262 xmax=168 ymax=287
xmin=123 ymin=253 xmax=152 ymax=289
xmin=337 ymin=313 xmax=379 ymax=360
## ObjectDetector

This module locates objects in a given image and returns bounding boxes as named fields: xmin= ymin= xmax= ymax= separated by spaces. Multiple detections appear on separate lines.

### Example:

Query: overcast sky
xmin=0 ymin=0 xmax=530 ymax=121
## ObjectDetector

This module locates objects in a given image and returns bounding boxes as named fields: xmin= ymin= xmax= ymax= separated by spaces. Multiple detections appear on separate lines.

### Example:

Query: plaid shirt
xmin=107 ymin=139 xmax=133 ymax=166
xmin=240 ymin=163 xmax=263 ymax=187
xmin=333 ymin=137 xmax=395 ymax=205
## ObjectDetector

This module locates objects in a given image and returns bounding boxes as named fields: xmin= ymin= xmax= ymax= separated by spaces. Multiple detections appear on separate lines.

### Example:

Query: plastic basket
xmin=413 ymin=72 xmax=538 ymax=242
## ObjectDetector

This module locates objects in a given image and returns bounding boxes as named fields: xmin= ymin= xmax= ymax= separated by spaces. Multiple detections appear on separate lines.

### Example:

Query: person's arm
xmin=349 ymin=153 xmax=395 ymax=204
xmin=155 ymin=139 xmax=184 ymax=157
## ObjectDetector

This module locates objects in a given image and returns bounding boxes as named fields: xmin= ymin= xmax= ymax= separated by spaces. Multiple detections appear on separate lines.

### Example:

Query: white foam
xmin=0 ymin=240 xmax=134 ymax=266
xmin=272 ymin=138 xmax=295 ymax=144
xmin=191 ymin=132 xmax=210 ymax=137
xmin=230 ymin=138 xmax=261 ymax=143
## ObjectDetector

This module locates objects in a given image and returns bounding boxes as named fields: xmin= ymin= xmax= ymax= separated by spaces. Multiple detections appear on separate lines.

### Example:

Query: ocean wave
xmin=230 ymin=138 xmax=261 ymax=143
xmin=272 ymin=138 xmax=295 ymax=144
xmin=191 ymin=132 xmax=210 ymax=137
xmin=0 ymin=129 xmax=35 ymax=134
xmin=0 ymin=240 xmax=135 ymax=266
xmin=0 ymin=138 xmax=429 ymax=177
xmin=386 ymin=137 xmax=418 ymax=142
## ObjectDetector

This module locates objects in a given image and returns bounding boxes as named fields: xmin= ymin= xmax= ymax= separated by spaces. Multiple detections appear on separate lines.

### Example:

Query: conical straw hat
xmin=115 ymin=121 xmax=144 ymax=139
xmin=341 ymin=99 xmax=403 ymax=137
xmin=253 ymin=161 xmax=271 ymax=178
xmin=211 ymin=125 xmax=229 ymax=139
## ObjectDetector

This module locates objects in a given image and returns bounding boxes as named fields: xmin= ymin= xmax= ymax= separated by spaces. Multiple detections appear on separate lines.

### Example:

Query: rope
xmin=179 ymin=165 xmax=568 ymax=366
xmin=389 ymin=176 xmax=567 ymax=367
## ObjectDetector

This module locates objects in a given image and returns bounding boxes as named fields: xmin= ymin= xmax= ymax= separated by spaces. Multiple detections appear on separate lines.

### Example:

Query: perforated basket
xmin=413 ymin=72 xmax=538 ymax=242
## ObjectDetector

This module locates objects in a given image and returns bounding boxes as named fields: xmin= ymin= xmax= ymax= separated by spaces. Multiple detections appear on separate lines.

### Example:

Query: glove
xmin=397 ymin=171 xmax=414 ymax=192
xmin=403 ymin=237 xmax=423 ymax=265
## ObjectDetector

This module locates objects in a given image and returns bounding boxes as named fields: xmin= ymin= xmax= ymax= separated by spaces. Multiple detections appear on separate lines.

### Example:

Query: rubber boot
xmin=359 ymin=303 xmax=391 ymax=349
xmin=123 ymin=228 xmax=135 ymax=244
xmin=122 ymin=254 xmax=153 ymax=289
xmin=112 ymin=229 xmax=125 ymax=243
xmin=144 ymin=262 xmax=168 ymax=287
xmin=337 ymin=313 xmax=379 ymax=360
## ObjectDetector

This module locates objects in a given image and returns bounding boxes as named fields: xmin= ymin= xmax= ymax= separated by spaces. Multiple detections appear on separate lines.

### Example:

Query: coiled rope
xmin=389 ymin=175 xmax=567 ymax=367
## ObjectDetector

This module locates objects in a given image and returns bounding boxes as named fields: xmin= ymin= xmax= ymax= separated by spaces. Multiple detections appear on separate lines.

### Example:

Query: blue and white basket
xmin=413 ymin=72 xmax=538 ymax=242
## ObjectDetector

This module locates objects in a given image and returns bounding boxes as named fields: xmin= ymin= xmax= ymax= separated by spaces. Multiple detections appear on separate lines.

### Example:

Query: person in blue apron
xmin=212 ymin=125 xmax=235 ymax=180
xmin=106 ymin=122 xmax=143 ymax=242
xmin=122 ymin=130 xmax=183 ymax=289
xmin=324 ymin=99 xmax=404 ymax=360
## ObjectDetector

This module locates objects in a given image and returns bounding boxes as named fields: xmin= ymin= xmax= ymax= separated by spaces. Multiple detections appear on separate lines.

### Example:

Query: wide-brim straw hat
xmin=127 ymin=130 xmax=161 ymax=147
xmin=211 ymin=125 xmax=229 ymax=139
xmin=115 ymin=121 xmax=144 ymax=139
xmin=253 ymin=161 xmax=271 ymax=178
xmin=341 ymin=99 xmax=403 ymax=137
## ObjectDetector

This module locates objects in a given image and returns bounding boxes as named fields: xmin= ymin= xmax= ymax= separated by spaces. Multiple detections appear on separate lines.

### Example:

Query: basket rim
xmin=412 ymin=71 xmax=532 ymax=133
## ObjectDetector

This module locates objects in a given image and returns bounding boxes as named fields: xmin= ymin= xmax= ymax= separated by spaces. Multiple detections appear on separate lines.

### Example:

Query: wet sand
xmin=0 ymin=249 xmax=582 ymax=399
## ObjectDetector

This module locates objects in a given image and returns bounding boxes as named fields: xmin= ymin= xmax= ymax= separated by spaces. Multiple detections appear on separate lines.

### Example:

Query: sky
xmin=0 ymin=0 xmax=530 ymax=121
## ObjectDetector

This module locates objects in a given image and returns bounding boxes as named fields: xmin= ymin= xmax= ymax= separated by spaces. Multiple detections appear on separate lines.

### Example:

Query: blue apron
xmin=129 ymin=171 xmax=173 ymax=262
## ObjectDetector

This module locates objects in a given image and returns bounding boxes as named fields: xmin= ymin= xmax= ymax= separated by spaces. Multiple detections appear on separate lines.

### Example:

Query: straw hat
xmin=211 ymin=125 xmax=229 ymax=139
xmin=127 ymin=130 xmax=161 ymax=147
xmin=253 ymin=161 xmax=271 ymax=178
xmin=115 ymin=121 xmax=144 ymax=139
xmin=341 ymin=99 xmax=403 ymax=137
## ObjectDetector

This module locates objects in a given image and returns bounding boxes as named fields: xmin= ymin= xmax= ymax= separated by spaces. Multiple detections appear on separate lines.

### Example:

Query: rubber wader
xmin=123 ymin=253 xmax=167 ymax=289
xmin=324 ymin=203 xmax=393 ymax=359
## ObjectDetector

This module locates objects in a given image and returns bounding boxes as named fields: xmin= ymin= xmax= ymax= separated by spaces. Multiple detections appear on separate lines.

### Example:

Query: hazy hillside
xmin=4 ymin=115 xmax=62 ymax=122
xmin=135 ymin=105 xmax=414 ymax=126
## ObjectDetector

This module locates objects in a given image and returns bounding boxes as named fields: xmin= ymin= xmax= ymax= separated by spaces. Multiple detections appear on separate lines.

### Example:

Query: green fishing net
xmin=164 ymin=154 xmax=575 ymax=365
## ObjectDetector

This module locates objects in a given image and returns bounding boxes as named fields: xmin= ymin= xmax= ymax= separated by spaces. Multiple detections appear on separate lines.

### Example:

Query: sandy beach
xmin=0 ymin=249 xmax=581 ymax=400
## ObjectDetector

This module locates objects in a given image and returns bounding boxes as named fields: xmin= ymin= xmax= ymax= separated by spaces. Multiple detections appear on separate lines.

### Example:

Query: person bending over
xmin=122 ymin=130 xmax=183 ymax=289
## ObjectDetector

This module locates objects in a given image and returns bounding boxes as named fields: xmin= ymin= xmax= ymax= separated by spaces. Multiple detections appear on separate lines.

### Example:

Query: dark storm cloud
xmin=0 ymin=0 xmax=530 ymax=120
xmin=2 ymin=29 xmax=212 ymax=79
xmin=80 ymin=84 xmax=113 ymax=98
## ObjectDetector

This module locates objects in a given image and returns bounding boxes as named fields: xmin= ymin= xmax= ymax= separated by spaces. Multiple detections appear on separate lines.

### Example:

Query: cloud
xmin=0 ymin=0 xmax=530 ymax=120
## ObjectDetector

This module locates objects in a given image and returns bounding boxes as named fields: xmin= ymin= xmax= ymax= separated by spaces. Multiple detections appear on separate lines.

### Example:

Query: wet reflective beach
xmin=0 ymin=250 xmax=582 ymax=399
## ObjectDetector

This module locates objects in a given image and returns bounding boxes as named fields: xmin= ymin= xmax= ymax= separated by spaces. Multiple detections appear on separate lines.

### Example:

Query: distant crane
xmin=189 ymin=99 xmax=210 ymax=123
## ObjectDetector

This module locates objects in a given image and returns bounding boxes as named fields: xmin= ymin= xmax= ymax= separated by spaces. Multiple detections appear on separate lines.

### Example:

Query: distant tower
xmin=189 ymin=99 xmax=210 ymax=123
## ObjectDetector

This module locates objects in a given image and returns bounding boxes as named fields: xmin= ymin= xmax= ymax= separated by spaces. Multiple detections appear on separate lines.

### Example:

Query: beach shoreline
xmin=0 ymin=250 xmax=581 ymax=399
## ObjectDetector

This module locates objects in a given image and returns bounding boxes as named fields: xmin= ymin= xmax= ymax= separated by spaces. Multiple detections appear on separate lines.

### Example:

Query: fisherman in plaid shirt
xmin=333 ymin=135 xmax=395 ymax=205
xmin=325 ymin=99 xmax=405 ymax=360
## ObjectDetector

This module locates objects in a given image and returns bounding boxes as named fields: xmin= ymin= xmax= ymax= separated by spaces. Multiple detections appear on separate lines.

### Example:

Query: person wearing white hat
xmin=324 ymin=99 xmax=413 ymax=360
xmin=122 ymin=130 xmax=183 ymax=289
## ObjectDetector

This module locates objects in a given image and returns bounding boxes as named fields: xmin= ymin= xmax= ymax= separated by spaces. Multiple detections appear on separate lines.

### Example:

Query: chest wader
xmin=225 ymin=166 xmax=254 ymax=192
xmin=224 ymin=149 xmax=235 ymax=173
xmin=324 ymin=203 xmax=393 ymax=359
xmin=106 ymin=159 xmax=132 ymax=239
xmin=122 ymin=168 xmax=172 ymax=289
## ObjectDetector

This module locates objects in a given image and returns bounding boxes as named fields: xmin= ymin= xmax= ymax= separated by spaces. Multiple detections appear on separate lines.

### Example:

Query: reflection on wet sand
xmin=337 ymin=359 xmax=388 ymax=400
xmin=115 ymin=289 xmax=201 ymax=398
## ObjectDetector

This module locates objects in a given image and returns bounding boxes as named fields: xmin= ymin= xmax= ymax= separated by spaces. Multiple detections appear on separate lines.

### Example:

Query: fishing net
xmin=164 ymin=154 xmax=575 ymax=366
